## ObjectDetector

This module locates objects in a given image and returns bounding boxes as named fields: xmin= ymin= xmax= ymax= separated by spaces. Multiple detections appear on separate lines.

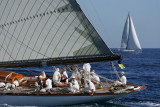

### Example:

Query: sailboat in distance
xmin=120 ymin=14 xmax=142 ymax=54
xmin=0 ymin=0 xmax=146 ymax=106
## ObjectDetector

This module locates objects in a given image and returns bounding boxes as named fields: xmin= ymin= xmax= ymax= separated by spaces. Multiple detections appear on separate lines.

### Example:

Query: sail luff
xmin=121 ymin=14 xmax=129 ymax=48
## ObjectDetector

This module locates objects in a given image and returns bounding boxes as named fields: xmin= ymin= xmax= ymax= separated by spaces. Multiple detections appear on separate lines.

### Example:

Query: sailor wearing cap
xmin=115 ymin=71 xmax=127 ymax=85
xmin=53 ymin=68 xmax=62 ymax=86
xmin=68 ymin=76 xmax=79 ymax=93
xmin=120 ymin=72 xmax=127 ymax=84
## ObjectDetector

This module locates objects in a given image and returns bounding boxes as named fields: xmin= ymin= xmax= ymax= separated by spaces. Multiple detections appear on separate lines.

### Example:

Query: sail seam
xmin=27 ymin=0 xmax=54 ymax=60
xmin=42 ymin=0 xmax=67 ymax=58
xmin=2 ymin=0 xmax=30 ymax=61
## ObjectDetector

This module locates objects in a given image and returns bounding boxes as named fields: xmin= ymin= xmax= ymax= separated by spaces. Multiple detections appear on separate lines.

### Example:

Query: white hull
xmin=119 ymin=49 xmax=142 ymax=54
xmin=0 ymin=94 xmax=129 ymax=106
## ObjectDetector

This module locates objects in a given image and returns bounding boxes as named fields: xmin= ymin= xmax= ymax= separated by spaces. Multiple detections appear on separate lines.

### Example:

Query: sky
xmin=77 ymin=0 xmax=160 ymax=48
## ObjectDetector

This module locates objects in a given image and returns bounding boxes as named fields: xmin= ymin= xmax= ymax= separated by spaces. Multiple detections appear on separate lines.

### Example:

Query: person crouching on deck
xmin=45 ymin=75 xmax=52 ymax=92
xmin=5 ymin=78 xmax=19 ymax=90
xmin=68 ymin=76 xmax=79 ymax=93
xmin=53 ymin=68 xmax=62 ymax=86
xmin=35 ymin=76 xmax=43 ymax=92
xmin=83 ymin=80 xmax=95 ymax=95
xmin=60 ymin=68 xmax=68 ymax=83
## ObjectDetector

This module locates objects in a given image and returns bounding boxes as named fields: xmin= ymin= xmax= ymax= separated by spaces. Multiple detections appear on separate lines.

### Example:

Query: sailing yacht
xmin=120 ymin=14 xmax=142 ymax=54
xmin=0 ymin=0 xmax=146 ymax=106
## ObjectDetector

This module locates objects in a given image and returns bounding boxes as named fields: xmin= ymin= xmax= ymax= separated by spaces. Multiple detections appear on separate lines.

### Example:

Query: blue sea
xmin=1 ymin=48 xmax=160 ymax=107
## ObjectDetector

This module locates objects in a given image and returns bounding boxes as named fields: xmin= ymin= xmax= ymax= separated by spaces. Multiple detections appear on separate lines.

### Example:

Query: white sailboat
xmin=120 ymin=14 xmax=142 ymax=54
xmin=0 ymin=0 xmax=146 ymax=106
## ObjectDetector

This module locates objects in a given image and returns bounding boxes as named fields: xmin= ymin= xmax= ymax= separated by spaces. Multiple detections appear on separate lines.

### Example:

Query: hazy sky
xmin=77 ymin=0 xmax=160 ymax=48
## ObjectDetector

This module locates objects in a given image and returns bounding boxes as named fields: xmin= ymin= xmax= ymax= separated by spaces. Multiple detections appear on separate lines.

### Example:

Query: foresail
xmin=121 ymin=14 xmax=129 ymax=48
xmin=126 ymin=15 xmax=141 ymax=50
xmin=0 ymin=0 xmax=119 ymax=68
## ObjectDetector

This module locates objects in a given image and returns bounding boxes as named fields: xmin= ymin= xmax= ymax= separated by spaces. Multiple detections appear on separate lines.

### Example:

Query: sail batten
xmin=0 ymin=0 xmax=118 ymax=68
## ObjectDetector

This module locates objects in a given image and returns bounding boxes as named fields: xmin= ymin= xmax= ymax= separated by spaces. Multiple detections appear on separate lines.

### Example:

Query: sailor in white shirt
xmin=120 ymin=72 xmax=127 ymax=84
xmin=83 ymin=80 xmax=96 ymax=95
xmin=90 ymin=70 xmax=100 ymax=84
xmin=68 ymin=76 xmax=79 ymax=93
xmin=53 ymin=68 xmax=61 ymax=86
xmin=70 ymin=68 xmax=81 ymax=81
xmin=39 ymin=71 xmax=46 ymax=79
xmin=115 ymin=72 xmax=127 ymax=85
xmin=0 ymin=82 xmax=5 ymax=88
xmin=60 ymin=68 xmax=68 ymax=83
xmin=45 ymin=75 xmax=52 ymax=92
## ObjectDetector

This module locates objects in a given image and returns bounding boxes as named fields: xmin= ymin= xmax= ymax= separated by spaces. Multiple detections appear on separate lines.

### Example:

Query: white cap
xmin=121 ymin=71 xmax=125 ymax=75
xmin=72 ymin=76 xmax=75 ymax=79
xmin=56 ymin=68 xmax=60 ymax=71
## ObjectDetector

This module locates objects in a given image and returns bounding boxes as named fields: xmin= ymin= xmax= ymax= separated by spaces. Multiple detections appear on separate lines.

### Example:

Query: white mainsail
xmin=121 ymin=14 xmax=142 ymax=52
xmin=0 ymin=0 xmax=118 ymax=68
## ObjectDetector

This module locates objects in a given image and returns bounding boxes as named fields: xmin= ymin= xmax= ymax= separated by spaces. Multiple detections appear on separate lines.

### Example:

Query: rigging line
xmin=0 ymin=0 xmax=10 ymax=52
xmin=42 ymin=0 xmax=68 ymax=58
xmin=1 ymin=0 xmax=18 ymax=61
xmin=51 ymin=7 xmax=80 ymax=57
xmin=28 ymin=0 xmax=54 ymax=59
xmin=111 ymin=61 xmax=120 ymax=80
xmin=81 ymin=1 xmax=113 ymax=55
xmin=1 ymin=0 xmax=23 ymax=61
xmin=89 ymin=1 xmax=113 ymax=48
xmin=13 ymin=0 xmax=45 ymax=60
xmin=2 ymin=28 xmax=48 ymax=58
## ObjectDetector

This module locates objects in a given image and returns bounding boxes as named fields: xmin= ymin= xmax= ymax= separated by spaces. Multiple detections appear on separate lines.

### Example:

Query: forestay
xmin=0 ymin=0 xmax=120 ymax=68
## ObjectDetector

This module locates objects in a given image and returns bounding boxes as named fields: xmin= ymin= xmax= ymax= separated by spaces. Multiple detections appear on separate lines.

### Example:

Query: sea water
xmin=1 ymin=48 xmax=160 ymax=107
